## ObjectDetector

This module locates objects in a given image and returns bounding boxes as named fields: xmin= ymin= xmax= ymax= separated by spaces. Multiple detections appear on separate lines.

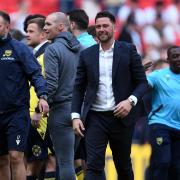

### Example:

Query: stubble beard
xmin=98 ymin=33 xmax=112 ymax=43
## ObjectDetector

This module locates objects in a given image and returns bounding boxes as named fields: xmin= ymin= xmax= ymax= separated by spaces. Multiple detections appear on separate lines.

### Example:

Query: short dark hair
xmin=27 ymin=17 xmax=45 ymax=31
xmin=10 ymin=29 xmax=25 ymax=41
xmin=167 ymin=45 xmax=180 ymax=58
xmin=95 ymin=11 xmax=116 ymax=24
xmin=67 ymin=9 xmax=89 ymax=30
xmin=0 ymin=11 xmax=10 ymax=24
xmin=87 ymin=25 xmax=96 ymax=38
xmin=24 ymin=14 xmax=45 ymax=32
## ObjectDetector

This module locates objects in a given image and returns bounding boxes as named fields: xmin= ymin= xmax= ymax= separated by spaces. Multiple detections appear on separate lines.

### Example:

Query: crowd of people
xmin=1 ymin=0 xmax=180 ymax=61
xmin=0 ymin=2 xmax=180 ymax=180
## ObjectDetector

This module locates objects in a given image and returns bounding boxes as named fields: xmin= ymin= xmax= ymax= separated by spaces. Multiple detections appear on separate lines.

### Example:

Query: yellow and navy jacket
xmin=29 ymin=42 xmax=49 ymax=139
xmin=0 ymin=34 xmax=47 ymax=112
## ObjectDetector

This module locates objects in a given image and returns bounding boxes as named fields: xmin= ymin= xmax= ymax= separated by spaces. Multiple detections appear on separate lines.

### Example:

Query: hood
xmin=54 ymin=31 xmax=81 ymax=53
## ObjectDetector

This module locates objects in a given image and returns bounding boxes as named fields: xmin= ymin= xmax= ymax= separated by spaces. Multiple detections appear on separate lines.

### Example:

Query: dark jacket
xmin=34 ymin=41 xmax=49 ymax=58
xmin=72 ymin=41 xmax=149 ymax=126
xmin=0 ymin=34 xmax=47 ymax=112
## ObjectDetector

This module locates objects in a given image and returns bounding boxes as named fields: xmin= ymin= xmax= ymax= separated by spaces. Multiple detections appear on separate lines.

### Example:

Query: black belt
xmin=89 ymin=110 xmax=114 ymax=116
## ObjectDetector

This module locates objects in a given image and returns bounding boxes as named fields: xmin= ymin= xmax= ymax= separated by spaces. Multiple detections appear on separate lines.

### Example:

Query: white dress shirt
xmin=71 ymin=42 xmax=138 ymax=119
xmin=91 ymin=42 xmax=115 ymax=111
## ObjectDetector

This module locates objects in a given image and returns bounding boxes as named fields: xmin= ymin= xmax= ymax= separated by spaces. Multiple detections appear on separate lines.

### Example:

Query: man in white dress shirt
xmin=71 ymin=11 xmax=148 ymax=180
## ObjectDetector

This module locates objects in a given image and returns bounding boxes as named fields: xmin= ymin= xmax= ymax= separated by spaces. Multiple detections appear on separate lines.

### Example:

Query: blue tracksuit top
xmin=0 ymin=34 xmax=47 ymax=112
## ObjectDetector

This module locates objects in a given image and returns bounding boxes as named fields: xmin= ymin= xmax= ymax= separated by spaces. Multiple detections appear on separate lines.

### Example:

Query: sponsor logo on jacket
xmin=1 ymin=50 xmax=15 ymax=61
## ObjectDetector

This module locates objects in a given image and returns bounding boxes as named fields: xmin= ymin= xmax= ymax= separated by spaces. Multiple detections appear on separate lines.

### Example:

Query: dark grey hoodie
xmin=44 ymin=31 xmax=81 ymax=106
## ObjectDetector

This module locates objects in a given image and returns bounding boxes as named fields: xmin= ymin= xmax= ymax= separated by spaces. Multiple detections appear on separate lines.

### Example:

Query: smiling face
xmin=168 ymin=47 xmax=180 ymax=74
xmin=95 ymin=17 xmax=115 ymax=44
xmin=44 ymin=14 xmax=61 ymax=40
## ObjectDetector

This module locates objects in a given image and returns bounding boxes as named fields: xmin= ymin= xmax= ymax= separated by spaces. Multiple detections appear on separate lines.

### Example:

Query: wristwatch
xmin=128 ymin=96 xmax=137 ymax=107
xmin=39 ymin=94 xmax=48 ymax=101
xmin=128 ymin=98 xmax=135 ymax=107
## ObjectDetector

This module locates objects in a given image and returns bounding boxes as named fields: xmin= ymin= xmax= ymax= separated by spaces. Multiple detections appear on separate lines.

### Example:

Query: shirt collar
xmin=99 ymin=41 xmax=115 ymax=52
xmin=34 ymin=40 xmax=48 ymax=54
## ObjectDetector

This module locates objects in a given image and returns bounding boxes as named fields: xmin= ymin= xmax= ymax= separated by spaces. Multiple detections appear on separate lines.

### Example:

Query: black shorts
xmin=26 ymin=124 xmax=48 ymax=162
xmin=0 ymin=108 xmax=30 ymax=156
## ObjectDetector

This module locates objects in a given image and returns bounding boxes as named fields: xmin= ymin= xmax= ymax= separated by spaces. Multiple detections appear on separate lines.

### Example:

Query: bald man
xmin=44 ymin=12 xmax=81 ymax=180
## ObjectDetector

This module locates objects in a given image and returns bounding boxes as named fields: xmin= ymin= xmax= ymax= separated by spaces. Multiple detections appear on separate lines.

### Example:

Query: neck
xmin=100 ymin=39 xmax=114 ymax=51
xmin=73 ymin=29 xmax=86 ymax=37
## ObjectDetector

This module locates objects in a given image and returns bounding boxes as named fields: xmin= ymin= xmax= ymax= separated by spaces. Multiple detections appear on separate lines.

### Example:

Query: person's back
xmin=76 ymin=32 xmax=96 ymax=49
xmin=67 ymin=9 xmax=96 ymax=49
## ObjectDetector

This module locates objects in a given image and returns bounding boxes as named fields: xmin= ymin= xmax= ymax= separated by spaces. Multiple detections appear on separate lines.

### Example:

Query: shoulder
xmin=46 ymin=39 xmax=68 ymax=52
xmin=44 ymin=43 xmax=62 ymax=61
xmin=78 ymin=34 xmax=96 ymax=48
xmin=147 ymin=68 xmax=168 ymax=85
xmin=148 ymin=70 xmax=159 ymax=78
xmin=11 ymin=39 xmax=33 ymax=56
xmin=45 ymin=43 xmax=58 ymax=54
xmin=81 ymin=44 xmax=99 ymax=55
xmin=115 ymin=41 xmax=136 ymax=50
xmin=11 ymin=39 xmax=30 ymax=51
xmin=10 ymin=39 xmax=33 ymax=57
xmin=152 ymin=68 xmax=169 ymax=76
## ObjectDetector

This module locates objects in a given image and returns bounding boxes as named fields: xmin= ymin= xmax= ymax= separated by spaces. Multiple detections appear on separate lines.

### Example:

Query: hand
xmin=142 ymin=59 xmax=153 ymax=72
xmin=72 ymin=119 xmax=85 ymax=137
xmin=38 ymin=99 xmax=49 ymax=116
xmin=114 ymin=99 xmax=132 ymax=118
xmin=31 ymin=112 xmax=41 ymax=128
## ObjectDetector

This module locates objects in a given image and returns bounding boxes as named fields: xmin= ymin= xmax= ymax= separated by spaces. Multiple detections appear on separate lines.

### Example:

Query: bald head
xmin=44 ymin=12 xmax=69 ymax=40
xmin=50 ymin=12 xmax=69 ymax=27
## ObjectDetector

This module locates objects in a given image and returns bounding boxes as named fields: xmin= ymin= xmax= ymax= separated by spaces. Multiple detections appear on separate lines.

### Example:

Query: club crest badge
xmin=156 ymin=137 xmax=163 ymax=145
xmin=4 ymin=50 xmax=12 ymax=57
xmin=1 ymin=50 xmax=15 ymax=61
xmin=32 ymin=145 xmax=42 ymax=157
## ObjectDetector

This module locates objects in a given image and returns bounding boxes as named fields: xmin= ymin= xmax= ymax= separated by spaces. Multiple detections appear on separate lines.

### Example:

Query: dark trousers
xmin=149 ymin=124 xmax=180 ymax=180
xmin=84 ymin=110 xmax=135 ymax=180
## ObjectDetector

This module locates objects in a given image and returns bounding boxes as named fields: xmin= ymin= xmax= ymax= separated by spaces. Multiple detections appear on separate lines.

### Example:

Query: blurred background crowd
xmin=1 ymin=1 xmax=179 ymax=179
xmin=1 ymin=0 xmax=180 ymax=63
xmin=1 ymin=0 xmax=179 ymax=156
